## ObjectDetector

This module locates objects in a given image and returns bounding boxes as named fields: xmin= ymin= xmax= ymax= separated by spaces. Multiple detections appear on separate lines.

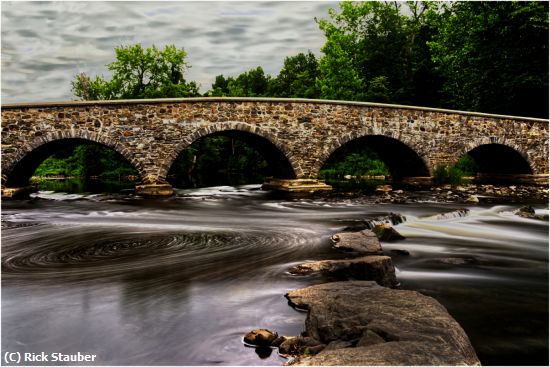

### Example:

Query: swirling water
xmin=2 ymin=185 xmax=548 ymax=365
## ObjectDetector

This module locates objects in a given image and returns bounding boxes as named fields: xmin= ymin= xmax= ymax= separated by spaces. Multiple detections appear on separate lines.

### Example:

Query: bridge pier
xmin=261 ymin=178 xmax=332 ymax=193
xmin=134 ymin=183 xmax=174 ymax=197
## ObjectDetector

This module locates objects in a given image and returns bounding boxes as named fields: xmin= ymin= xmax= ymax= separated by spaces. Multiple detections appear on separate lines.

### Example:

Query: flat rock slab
xmin=286 ymin=281 xmax=480 ymax=366
xmin=331 ymin=230 xmax=382 ymax=254
xmin=289 ymin=256 xmax=397 ymax=288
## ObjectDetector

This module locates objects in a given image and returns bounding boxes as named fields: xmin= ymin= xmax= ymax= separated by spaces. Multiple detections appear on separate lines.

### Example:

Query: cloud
xmin=1 ymin=1 xmax=338 ymax=103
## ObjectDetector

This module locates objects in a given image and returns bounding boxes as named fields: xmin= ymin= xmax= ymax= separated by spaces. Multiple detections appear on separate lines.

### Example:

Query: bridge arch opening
xmin=462 ymin=143 xmax=533 ymax=183
xmin=319 ymin=135 xmax=430 ymax=181
xmin=4 ymin=138 xmax=139 ymax=191
xmin=167 ymin=130 xmax=297 ymax=188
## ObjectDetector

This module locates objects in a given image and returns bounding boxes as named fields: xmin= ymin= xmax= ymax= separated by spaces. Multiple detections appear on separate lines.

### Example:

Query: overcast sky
xmin=1 ymin=1 xmax=339 ymax=103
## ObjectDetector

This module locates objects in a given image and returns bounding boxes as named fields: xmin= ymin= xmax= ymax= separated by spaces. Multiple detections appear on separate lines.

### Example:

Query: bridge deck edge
xmin=1 ymin=97 xmax=547 ymax=123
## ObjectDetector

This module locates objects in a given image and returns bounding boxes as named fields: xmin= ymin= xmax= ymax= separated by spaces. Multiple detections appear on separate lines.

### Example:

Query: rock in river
xmin=372 ymin=223 xmax=405 ymax=241
xmin=515 ymin=205 xmax=548 ymax=220
xmin=331 ymin=230 xmax=382 ymax=254
xmin=285 ymin=281 xmax=480 ymax=366
xmin=244 ymin=329 xmax=278 ymax=347
xmin=289 ymin=256 xmax=398 ymax=288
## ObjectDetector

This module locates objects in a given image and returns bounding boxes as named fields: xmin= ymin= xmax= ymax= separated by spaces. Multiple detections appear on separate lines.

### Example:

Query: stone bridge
xmin=1 ymin=97 xmax=548 ymax=196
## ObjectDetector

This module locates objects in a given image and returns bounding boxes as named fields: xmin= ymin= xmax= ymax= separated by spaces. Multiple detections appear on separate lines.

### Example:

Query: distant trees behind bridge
xmin=72 ymin=1 xmax=548 ymax=119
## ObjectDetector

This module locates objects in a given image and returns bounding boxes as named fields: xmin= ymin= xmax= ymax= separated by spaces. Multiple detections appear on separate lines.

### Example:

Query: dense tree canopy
xmin=316 ymin=1 xmax=442 ymax=105
xmin=269 ymin=51 xmax=321 ymax=98
xmin=428 ymin=1 xmax=548 ymax=117
xmin=208 ymin=67 xmax=270 ymax=97
xmin=72 ymin=44 xmax=199 ymax=100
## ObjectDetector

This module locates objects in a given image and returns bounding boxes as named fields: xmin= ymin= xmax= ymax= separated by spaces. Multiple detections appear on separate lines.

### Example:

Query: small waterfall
xmin=426 ymin=208 xmax=470 ymax=221
xmin=364 ymin=212 xmax=407 ymax=229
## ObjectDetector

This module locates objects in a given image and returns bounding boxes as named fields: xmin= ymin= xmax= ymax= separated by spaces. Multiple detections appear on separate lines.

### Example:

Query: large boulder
xmin=331 ymin=230 xmax=382 ymax=254
xmin=285 ymin=281 xmax=480 ymax=366
xmin=289 ymin=256 xmax=398 ymax=288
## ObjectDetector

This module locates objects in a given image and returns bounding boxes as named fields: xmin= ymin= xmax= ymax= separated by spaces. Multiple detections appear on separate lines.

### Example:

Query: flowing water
xmin=2 ymin=185 xmax=548 ymax=365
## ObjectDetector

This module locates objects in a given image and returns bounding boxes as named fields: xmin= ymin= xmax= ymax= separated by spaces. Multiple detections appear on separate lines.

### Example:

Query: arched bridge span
xmin=2 ymin=97 xmax=548 ymax=195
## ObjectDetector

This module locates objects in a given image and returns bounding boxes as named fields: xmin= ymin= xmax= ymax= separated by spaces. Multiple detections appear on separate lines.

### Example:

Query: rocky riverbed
xmin=321 ymin=183 xmax=549 ymax=205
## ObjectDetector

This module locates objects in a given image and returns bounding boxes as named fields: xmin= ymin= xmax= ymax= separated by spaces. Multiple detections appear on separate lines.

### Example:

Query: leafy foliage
xmin=207 ymin=67 xmax=270 ymax=97
xmin=72 ymin=44 xmax=200 ymax=100
xmin=428 ymin=1 xmax=548 ymax=117
xmin=34 ymin=144 xmax=137 ymax=180
xmin=433 ymin=165 xmax=464 ymax=186
xmin=269 ymin=51 xmax=321 ymax=98
xmin=432 ymin=154 xmax=478 ymax=186
xmin=320 ymin=148 xmax=390 ymax=179
xmin=316 ymin=1 xmax=442 ymax=105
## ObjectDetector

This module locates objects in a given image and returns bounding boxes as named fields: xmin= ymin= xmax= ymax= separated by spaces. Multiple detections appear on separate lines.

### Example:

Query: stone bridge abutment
xmin=1 ymin=97 xmax=548 ymax=197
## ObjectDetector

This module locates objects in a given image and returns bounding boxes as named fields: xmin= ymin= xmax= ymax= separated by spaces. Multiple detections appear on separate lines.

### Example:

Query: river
xmin=2 ymin=185 xmax=548 ymax=365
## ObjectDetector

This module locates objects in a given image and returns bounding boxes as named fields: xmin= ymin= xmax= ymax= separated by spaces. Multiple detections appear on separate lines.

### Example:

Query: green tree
xmin=208 ymin=74 xmax=234 ymax=96
xmin=206 ymin=66 xmax=271 ymax=97
xmin=317 ymin=1 xmax=441 ymax=104
xmin=365 ymin=76 xmax=391 ymax=103
xmin=34 ymin=144 xmax=137 ymax=180
xmin=429 ymin=1 xmax=549 ymax=117
xmin=269 ymin=51 xmax=321 ymax=98
xmin=228 ymin=66 xmax=270 ymax=97
xmin=72 ymin=44 xmax=200 ymax=100
xmin=317 ymin=20 xmax=365 ymax=101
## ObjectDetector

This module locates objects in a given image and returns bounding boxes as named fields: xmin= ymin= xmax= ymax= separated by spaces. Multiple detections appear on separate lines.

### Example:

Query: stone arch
xmin=456 ymin=139 xmax=533 ymax=175
xmin=160 ymin=121 xmax=301 ymax=180
xmin=455 ymin=137 xmax=535 ymax=173
xmin=311 ymin=130 xmax=431 ymax=179
xmin=3 ymin=131 xmax=145 ymax=187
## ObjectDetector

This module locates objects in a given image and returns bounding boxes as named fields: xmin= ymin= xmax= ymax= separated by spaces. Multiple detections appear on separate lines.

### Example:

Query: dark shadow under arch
xmin=321 ymin=135 xmax=430 ymax=179
xmin=167 ymin=130 xmax=297 ymax=187
xmin=5 ymin=138 xmax=139 ymax=187
xmin=466 ymin=144 xmax=533 ymax=175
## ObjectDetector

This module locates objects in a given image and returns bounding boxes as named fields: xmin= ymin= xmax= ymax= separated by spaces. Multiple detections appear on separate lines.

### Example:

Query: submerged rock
xmin=389 ymin=249 xmax=410 ymax=256
xmin=514 ymin=205 xmax=548 ymax=220
xmin=289 ymin=256 xmax=398 ymax=287
xmin=372 ymin=224 xmax=405 ymax=241
xmin=285 ymin=281 xmax=480 ymax=366
xmin=331 ymin=230 xmax=382 ymax=254
xmin=436 ymin=257 xmax=479 ymax=266
xmin=244 ymin=329 xmax=278 ymax=347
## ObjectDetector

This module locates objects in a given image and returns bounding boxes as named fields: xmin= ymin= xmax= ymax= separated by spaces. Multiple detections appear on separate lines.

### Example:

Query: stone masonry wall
xmin=1 ymin=98 xmax=548 ymax=186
